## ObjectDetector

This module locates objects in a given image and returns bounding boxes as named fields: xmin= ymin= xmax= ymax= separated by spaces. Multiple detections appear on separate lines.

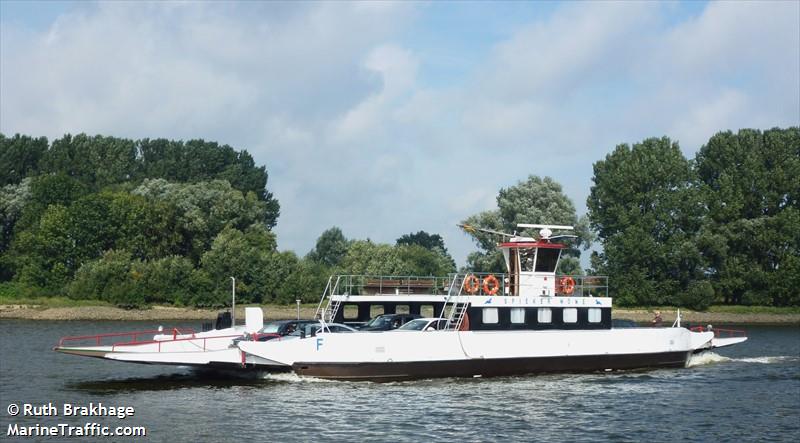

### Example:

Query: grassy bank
xmin=1 ymin=298 xmax=799 ymax=324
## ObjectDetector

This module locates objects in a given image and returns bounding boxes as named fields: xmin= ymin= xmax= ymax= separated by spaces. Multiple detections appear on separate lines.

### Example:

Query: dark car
xmin=253 ymin=320 xmax=321 ymax=341
xmin=358 ymin=314 xmax=422 ymax=331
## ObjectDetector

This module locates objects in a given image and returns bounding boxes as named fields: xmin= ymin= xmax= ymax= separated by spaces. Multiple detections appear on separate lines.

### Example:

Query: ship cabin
xmin=319 ymin=225 xmax=611 ymax=332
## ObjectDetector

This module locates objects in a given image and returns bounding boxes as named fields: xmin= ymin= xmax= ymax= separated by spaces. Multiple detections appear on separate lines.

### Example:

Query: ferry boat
xmin=53 ymin=224 xmax=746 ymax=380
xmin=236 ymin=224 xmax=747 ymax=381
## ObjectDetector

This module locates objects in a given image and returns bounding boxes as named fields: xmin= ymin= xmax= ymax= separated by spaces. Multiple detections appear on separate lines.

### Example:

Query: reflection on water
xmin=66 ymin=372 xmax=271 ymax=395
xmin=1 ymin=320 xmax=798 ymax=442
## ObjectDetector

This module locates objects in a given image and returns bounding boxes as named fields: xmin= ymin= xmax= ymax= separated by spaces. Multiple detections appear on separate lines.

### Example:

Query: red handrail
xmin=689 ymin=326 xmax=747 ymax=338
xmin=111 ymin=334 xmax=243 ymax=352
xmin=57 ymin=327 xmax=197 ymax=348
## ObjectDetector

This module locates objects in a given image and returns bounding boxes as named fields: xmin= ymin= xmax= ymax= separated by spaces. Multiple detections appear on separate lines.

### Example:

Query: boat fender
xmin=482 ymin=275 xmax=500 ymax=295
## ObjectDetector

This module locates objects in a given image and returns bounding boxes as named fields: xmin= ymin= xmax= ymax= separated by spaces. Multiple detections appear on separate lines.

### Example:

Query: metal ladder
xmin=314 ymin=275 xmax=343 ymax=323
xmin=325 ymin=299 xmax=342 ymax=323
xmin=440 ymin=274 xmax=469 ymax=330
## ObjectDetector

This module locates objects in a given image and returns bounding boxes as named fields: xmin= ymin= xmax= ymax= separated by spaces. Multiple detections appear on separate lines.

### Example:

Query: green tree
xmin=138 ymin=138 xmax=279 ymax=227
xmin=134 ymin=179 xmax=272 ymax=262
xmin=338 ymin=240 xmax=413 ymax=276
xmin=588 ymin=137 xmax=708 ymax=308
xmin=40 ymin=134 xmax=138 ymax=189
xmin=337 ymin=240 xmax=456 ymax=277
xmin=307 ymin=227 xmax=350 ymax=267
xmin=15 ymin=174 xmax=89 ymax=232
xmin=278 ymin=258 xmax=331 ymax=304
xmin=0 ymin=179 xmax=31 ymax=264
xmin=695 ymin=127 xmax=800 ymax=306
xmin=462 ymin=175 xmax=591 ymax=274
xmin=396 ymin=230 xmax=456 ymax=271
xmin=12 ymin=205 xmax=75 ymax=290
xmin=137 ymin=255 xmax=197 ymax=305
xmin=396 ymin=231 xmax=446 ymax=250
xmin=397 ymin=244 xmax=456 ymax=276
xmin=68 ymin=250 xmax=141 ymax=306
xmin=0 ymin=134 xmax=48 ymax=185
xmin=264 ymin=251 xmax=302 ymax=303
xmin=200 ymin=225 xmax=277 ymax=305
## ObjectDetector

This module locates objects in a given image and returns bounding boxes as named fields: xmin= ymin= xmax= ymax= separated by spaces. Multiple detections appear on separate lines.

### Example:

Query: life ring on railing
xmin=558 ymin=277 xmax=576 ymax=295
xmin=482 ymin=275 xmax=500 ymax=295
xmin=464 ymin=274 xmax=480 ymax=294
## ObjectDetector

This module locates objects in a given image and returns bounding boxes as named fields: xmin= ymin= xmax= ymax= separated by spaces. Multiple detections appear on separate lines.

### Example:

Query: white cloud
xmin=1 ymin=1 xmax=797 ymax=267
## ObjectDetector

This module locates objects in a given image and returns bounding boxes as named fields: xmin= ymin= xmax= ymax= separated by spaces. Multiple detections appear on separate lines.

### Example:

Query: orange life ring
xmin=463 ymin=274 xmax=480 ymax=294
xmin=559 ymin=277 xmax=576 ymax=295
xmin=482 ymin=275 xmax=500 ymax=295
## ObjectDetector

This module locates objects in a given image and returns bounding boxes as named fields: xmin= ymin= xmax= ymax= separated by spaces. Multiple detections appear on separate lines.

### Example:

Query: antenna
xmin=516 ymin=224 xmax=574 ymax=230
xmin=516 ymin=224 xmax=574 ymax=241
xmin=457 ymin=223 xmax=514 ymax=238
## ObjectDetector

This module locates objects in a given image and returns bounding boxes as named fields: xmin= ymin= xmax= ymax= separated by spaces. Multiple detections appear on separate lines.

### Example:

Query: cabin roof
xmin=499 ymin=241 xmax=565 ymax=249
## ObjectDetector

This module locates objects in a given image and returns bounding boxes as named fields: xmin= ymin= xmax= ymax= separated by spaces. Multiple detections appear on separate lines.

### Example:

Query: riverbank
xmin=1 ymin=303 xmax=798 ymax=324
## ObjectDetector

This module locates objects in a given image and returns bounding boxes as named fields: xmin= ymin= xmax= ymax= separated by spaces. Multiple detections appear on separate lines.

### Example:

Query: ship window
xmin=510 ymin=308 xmax=525 ymax=324
xmin=343 ymin=305 xmax=358 ymax=320
xmin=483 ymin=308 xmax=498 ymax=324
xmin=537 ymin=308 xmax=552 ymax=323
xmin=535 ymin=248 xmax=560 ymax=272
xmin=370 ymin=305 xmax=385 ymax=317
xmin=519 ymin=249 xmax=536 ymax=272
xmin=563 ymin=308 xmax=578 ymax=323
xmin=588 ymin=308 xmax=601 ymax=323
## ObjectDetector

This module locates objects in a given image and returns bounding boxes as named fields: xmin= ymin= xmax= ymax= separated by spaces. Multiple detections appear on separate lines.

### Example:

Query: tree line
xmin=1 ymin=127 xmax=797 ymax=309
xmin=0 ymin=133 xmax=455 ymax=307
xmin=586 ymin=128 xmax=798 ymax=308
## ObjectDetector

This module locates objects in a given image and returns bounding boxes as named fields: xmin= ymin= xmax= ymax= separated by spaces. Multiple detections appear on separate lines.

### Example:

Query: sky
xmin=1 ymin=0 xmax=798 ymax=267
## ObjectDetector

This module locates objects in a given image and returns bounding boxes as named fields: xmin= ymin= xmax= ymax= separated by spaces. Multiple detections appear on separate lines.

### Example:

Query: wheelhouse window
xmin=510 ymin=308 xmax=525 ymax=324
xmin=563 ymin=308 xmax=577 ymax=323
xmin=534 ymin=248 xmax=560 ymax=272
xmin=519 ymin=249 xmax=536 ymax=272
xmin=537 ymin=308 xmax=552 ymax=323
xmin=483 ymin=308 xmax=499 ymax=324
xmin=588 ymin=308 xmax=602 ymax=323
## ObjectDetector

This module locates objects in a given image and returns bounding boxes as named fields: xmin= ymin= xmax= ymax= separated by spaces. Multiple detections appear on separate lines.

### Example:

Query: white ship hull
xmin=237 ymin=328 xmax=716 ymax=381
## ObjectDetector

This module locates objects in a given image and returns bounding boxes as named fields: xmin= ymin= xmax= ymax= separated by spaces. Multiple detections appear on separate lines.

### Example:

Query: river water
xmin=1 ymin=320 xmax=798 ymax=442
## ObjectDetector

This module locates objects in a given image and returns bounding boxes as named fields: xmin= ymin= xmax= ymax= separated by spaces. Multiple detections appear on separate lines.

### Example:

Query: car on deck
xmin=357 ymin=313 xmax=422 ymax=331
xmin=395 ymin=318 xmax=449 ymax=331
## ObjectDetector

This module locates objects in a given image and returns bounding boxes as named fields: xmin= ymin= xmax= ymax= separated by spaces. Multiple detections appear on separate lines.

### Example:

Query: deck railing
xmin=689 ymin=326 xmax=747 ymax=338
xmin=325 ymin=273 xmax=608 ymax=297
xmin=110 ymin=333 xmax=243 ymax=352
xmin=333 ymin=275 xmax=456 ymax=296
xmin=56 ymin=327 xmax=197 ymax=349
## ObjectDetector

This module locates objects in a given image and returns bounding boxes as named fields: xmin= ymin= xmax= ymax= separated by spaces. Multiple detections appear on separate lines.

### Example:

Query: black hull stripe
xmin=292 ymin=351 xmax=691 ymax=381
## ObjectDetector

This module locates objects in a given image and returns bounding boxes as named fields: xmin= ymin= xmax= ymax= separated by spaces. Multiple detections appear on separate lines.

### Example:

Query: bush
xmin=679 ymin=280 xmax=714 ymax=311
xmin=277 ymin=259 xmax=330 ymax=304
xmin=0 ymin=281 xmax=52 ymax=300
xmin=68 ymin=250 xmax=134 ymax=303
